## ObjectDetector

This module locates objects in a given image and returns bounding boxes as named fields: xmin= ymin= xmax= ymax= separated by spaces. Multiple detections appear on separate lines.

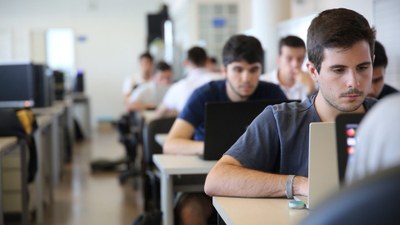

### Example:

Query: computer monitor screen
xmin=335 ymin=113 xmax=365 ymax=184
xmin=0 ymin=63 xmax=34 ymax=108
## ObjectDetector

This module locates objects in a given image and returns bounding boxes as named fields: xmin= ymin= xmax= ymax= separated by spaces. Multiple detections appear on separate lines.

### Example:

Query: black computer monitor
xmin=53 ymin=70 xmax=65 ymax=100
xmin=335 ymin=113 xmax=365 ymax=184
xmin=33 ymin=64 xmax=54 ymax=107
xmin=0 ymin=62 xmax=34 ymax=108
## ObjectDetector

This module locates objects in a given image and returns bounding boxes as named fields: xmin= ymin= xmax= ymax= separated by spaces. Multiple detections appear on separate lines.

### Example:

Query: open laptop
xmin=295 ymin=122 xmax=339 ymax=210
xmin=202 ymin=99 xmax=296 ymax=160
xmin=335 ymin=113 xmax=365 ymax=184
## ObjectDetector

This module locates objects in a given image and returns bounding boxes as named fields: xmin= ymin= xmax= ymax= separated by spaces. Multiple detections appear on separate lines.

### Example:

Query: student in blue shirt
xmin=164 ymin=35 xmax=287 ymax=155
xmin=163 ymin=34 xmax=287 ymax=225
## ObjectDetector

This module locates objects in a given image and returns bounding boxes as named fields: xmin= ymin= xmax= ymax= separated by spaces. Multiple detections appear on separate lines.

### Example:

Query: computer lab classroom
xmin=1 ymin=0 xmax=400 ymax=225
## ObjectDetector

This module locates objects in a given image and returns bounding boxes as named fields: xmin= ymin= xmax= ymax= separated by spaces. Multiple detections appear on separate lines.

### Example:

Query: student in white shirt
xmin=260 ymin=35 xmax=316 ymax=100
xmin=127 ymin=61 xmax=173 ymax=112
xmin=122 ymin=52 xmax=154 ymax=106
xmin=155 ymin=46 xmax=222 ymax=117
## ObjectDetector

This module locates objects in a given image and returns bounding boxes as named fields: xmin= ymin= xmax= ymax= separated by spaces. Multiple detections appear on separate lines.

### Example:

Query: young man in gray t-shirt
xmin=205 ymin=8 xmax=377 ymax=199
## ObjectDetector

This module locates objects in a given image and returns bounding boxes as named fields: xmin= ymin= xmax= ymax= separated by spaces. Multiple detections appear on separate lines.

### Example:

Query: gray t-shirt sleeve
xmin=225 ymin=106 xmax=281 ymax=173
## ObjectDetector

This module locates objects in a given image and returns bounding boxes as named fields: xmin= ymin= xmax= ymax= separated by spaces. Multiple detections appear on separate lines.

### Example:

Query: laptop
xmin=202 ymin=99 xmax=295 ymax=160
xmin=335 ymin=113 xmax=365 ymax=184
xmin=295 ymin=122 xmax=339 ymax=210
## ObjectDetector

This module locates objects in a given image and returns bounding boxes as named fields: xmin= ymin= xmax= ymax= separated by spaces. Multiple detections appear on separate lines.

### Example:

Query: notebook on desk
xmin=202 ymin=99 xmax=296 ymax=161
xmin=335 ymin=113 xmax=365 ymax=184
xmin=295 ymin=122 xmax=340 ymax=210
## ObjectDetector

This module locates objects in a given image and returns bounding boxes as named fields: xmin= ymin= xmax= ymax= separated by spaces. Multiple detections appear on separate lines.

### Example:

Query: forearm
xmin=163 ymin=137 xmax=204 ymax=155
xmin=205 ymin=161 xmax=286 ymax=197
xmin=128 ymin=102 xmax=155 ymax=112
xmin=205 ymin=156 xmax=308 ymax=197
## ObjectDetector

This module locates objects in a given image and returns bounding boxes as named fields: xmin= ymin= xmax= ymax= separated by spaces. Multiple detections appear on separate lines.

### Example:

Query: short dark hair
xmin=187 ymin=47 xmax=208 ymax=67
xmin=154 ymin=61 xmax=171 ymax=72
xmin=373 ymin=41 xmax=388 ymax=68
xmin=278 ymin=35 xmax=306 ymax=55
xmin=307 ymin=8 xmax=376 ymax=73
xmin=222 ymin=34 xmax=263 ymax=67
xmin=140 ymin=52 xmax=153 ymax=62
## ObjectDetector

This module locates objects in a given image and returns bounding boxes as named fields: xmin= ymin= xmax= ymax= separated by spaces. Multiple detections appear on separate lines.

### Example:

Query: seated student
xmin=122 ymin=52 xmax=154 ymax=107
xmin=164 ymin=34 xmax=286 ymax=225
xmin=204 ymin=8 xmax=377 ymax=199
xmin=260 ymin=35 xmax=316 ymax=100
xmin=155 ymin=47 xmax=222 ymax=118
xmin=368 ymin=41 xmax=399 ymax=99
xmin=127 ymin=61 xmax=173 ymax=112
xmin=345 ymin=93 xmax=400 ymax=184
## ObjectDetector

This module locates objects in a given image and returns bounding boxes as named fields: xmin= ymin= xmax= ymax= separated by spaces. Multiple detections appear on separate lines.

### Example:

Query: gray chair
xmin=298 ymin=165 xmax=400 ymax=225
xmin=142 ymin=116 xmax=176 ymax=211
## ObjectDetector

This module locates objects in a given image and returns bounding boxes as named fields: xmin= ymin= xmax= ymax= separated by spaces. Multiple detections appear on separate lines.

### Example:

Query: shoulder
xmin=255 ymin=81 xmax=287 ymax=99
xmin=363 ymin=97 xmax=378 ymax=111
xmin=379 ymin=84 xmax=399 ymax=99
xmin=258 ymin=80 xmax=281 ymax=89
xmin=271 ymin=95 xmax=316 ymax=118
xmin=193 ymin=80 xmax=225 ymax=95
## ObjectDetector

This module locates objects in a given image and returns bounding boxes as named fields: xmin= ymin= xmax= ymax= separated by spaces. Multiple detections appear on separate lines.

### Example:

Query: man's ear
xmin=307 ymin=62 xmax=319 ymax=82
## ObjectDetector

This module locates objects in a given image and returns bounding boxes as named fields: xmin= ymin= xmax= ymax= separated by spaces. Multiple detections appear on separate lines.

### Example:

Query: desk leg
xmin=161 ymin=174 xmax=173 ymax=225
xmin=84 ymin=99 xmax=91 ymax=138
xmin=51 ymin=115 xmax=60 ymax=187
xmin=0 ymin=154 xmax=4 ymax=225
xmin=34 ymin=131 xmax=44 ymax=225
xmin=20 ymin=141 xmax=29 ymax=225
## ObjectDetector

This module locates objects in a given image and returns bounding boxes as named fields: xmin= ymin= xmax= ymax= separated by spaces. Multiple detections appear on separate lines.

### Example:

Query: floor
xmin=41 ymin=125 xmax=143 ymax=225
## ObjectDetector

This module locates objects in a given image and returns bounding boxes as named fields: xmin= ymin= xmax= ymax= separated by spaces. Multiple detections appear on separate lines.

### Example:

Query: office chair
xmin=298 ymin=165 xmax=400 ymax=225
xmin=141 ymin=116 xmax=175 ymax=211
xmin=90 ymin=112 xmax=142 ymax=184
xmin=116 ymin=112 xmax=144 ymax=185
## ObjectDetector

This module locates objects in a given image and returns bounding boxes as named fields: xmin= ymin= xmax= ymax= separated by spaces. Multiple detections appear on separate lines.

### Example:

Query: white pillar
xmin=251 ymin=0 xmax=291 ymax=72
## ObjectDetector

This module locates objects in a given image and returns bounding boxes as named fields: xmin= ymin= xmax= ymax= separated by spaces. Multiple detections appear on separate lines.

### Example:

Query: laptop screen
xmin=203 ymin=99 xmax=297 ymax=161
xmin=335 ymin=113 xmax=365 ymax=184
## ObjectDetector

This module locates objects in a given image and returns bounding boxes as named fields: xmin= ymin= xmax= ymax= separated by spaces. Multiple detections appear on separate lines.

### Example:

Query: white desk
xmin=213 ymin=196 xmax=308 ymax=225
xmin=0 ymin=137 xmax=29 ymax=225
xmin=141 ymin=110 xmax=159 ymax=124
xmin=33 ymin=103 xmax=65 ymax=187
xmin=152 ymin=154 xmax=217 ymax=225
xmin=155 ymin=134 xmax=167 ymax=146
xmin=34 ymin=114 xmax=53 ymax=225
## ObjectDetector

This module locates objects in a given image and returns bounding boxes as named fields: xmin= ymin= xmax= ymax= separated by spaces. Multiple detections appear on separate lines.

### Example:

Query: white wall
xmin=0 ymin=0 xmax=162 ymax=128
xmin=291 ymin=0 xmax=374 ymax=23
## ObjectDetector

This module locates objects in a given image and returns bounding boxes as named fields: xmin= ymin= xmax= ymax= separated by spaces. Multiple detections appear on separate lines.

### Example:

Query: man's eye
xmin=333 ymin=68 xmax=345 ymax=74
xmin=233 ymin=67 xmax=242 ymax=73
xmin=357 ymin=66 xmax=369 ymax=72
xmin=249 ymin=67 xmax=260 ymax=73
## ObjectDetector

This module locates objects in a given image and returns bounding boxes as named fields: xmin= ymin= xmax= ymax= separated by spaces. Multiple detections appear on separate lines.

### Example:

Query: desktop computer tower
xmin=32 ymin=64 xmax=54 ymax=107
xmin=53 ymin=70 xmax=65 ymax=100
xmin=74 ymin=70 xmax=85 ymax=93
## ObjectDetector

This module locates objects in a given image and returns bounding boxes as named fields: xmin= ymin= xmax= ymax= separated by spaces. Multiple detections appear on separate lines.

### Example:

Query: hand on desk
xmin=293 ymin=176 xmax=309 ymax=196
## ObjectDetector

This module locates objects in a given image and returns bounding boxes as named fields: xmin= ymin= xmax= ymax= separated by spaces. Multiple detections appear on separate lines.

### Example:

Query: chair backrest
xmin=142 ymin=117 xmax=175 ymax=169
xmin=298 ymin=165 xmax=400 ymax=225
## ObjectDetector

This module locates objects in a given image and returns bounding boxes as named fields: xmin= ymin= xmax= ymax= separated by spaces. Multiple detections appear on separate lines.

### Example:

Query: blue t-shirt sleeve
xmin=225 ymin=106 xmax=281 ymax=173
xmin=178 ymin=86 xmax=208 ymax=128
xmin=272 ymin=85 xmax=288 ymax=100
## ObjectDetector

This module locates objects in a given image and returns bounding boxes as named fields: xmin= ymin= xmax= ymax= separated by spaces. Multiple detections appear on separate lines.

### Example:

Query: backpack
xmin=0 ymin=108 xmax=38 ymax=183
